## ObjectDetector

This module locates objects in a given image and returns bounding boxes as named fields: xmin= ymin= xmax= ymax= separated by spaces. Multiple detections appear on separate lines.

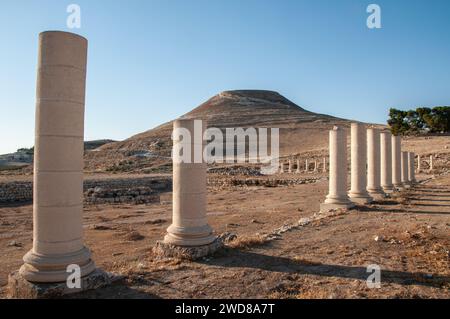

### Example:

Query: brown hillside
xmin=85 ymin=90 xmax=381 ymax=172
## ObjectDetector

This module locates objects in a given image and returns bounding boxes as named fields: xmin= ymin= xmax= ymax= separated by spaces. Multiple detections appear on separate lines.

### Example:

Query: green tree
xmin=387 ymin=108 xmax=409 ymax=135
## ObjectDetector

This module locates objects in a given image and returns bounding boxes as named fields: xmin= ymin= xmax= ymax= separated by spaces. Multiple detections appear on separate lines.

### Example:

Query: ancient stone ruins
xmin=5 ymin=31 xmax=436 ymax=298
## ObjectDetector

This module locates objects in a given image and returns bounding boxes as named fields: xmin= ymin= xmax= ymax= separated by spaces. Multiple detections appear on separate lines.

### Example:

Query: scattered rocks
xmin=123 ymin=231 xmax=145 ymax=241
xmin=90 ymin=224 xmax=112 ymax=231
xmin=144 ymin=219 xmax=167 ymax=225
xmin=374 ymin=235 xmax=384 ymax=242
xmin=7 ymin=240 xmax=22 ymax=247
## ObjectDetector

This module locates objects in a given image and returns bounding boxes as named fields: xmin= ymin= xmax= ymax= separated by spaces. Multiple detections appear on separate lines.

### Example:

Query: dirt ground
xmin=0 ymin=170 xmax=449 ymax=299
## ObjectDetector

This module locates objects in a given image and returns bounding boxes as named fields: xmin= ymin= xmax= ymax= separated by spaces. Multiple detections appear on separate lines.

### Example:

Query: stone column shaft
xmin=305 ymin=159 xmax=309 ymax=173
xmin=391 ymin=135 xmax=403 ymax=189
xmin=367 ymin=128 xmax=385 ymax=199
xmin=164 ymin=119 xmax=215 ymax=246
xmin=323 ymin=157 xmax=327 ymax=173
xmin=320 ymin=127 xmax=354 ymax=212
xmin=288 ymin=160 xmax=293 ymax=173
xmin=19 ymin=31 xmax=95 ymax=283
xmin=429 ymin=155 xmax=434 ymax=171
xmin=380 ymin=131 xmax=394 ymax=193
xmin=408 ymin=152 xmax=416 ymax=183
xmin=296 ymin=159 xmax=301 ymax=173
xmin=401 ymin=151 xmax=410 ymax=188
xmin=349 ymin=123 xmax=372 ymax=204
xmin=417 ymin=154 xmax=421 ymax=173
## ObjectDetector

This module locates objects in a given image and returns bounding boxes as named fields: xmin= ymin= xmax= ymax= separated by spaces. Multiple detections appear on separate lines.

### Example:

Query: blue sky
xmin=1 ymin=0 xmax=449 ymax=154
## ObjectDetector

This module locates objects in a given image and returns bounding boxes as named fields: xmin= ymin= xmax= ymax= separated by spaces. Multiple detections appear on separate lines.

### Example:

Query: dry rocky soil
xmin=0 ymin=169 xmax=448 ymax=299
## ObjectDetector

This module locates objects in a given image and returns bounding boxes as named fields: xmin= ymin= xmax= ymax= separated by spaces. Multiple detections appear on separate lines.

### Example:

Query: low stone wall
xmin=0 ymin=182 xmax=33 ymax=203
xmin=0 ymin=177 xmax=172 ymax=205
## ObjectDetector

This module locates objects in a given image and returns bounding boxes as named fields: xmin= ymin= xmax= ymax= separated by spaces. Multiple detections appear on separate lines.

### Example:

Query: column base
xmin=367 ymin=188 xmax=386 ymax=201
xmin=153 ymin=237 xmax=224 ymax=260
xmin=320 ymin=200 xmax=354 ymax=213
xmin=382 ymin=185 xmax=395 ymax=194
xmin=20 ymin=247 xmax=95 ymax=283
xmin=393 ymin=183 xmax=404 ymax=191
xmin=7 ymin=268 xmax=111 ymax=299
xmin=164 ymin=224 xmax=216 ymax=247
xmin=348 ymin=192 xmax=373 ymax=204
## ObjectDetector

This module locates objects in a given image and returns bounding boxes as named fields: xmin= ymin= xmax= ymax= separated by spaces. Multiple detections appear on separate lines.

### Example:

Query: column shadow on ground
xmin=358 ymin=205 xmax=449 ymax=215
xmin=201 ymin=250 xmax=449 ymax=289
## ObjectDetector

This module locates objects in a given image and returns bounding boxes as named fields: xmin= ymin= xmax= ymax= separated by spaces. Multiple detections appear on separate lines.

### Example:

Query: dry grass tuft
xmin=226 ymin=235 xmax=269 ymax=249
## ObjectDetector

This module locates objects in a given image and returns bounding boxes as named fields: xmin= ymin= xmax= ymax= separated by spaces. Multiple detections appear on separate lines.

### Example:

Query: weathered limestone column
xmin=391 ymin=135 xmax=403 ymax=190
xmin=417 ymin=154 xmax=421 ymax=173
xmin=348 ymin=123 xmax=372 ymax=204
xmin=367 ymin=128 xmax=385 ymax=200
xmin=19 ymin=32 xmax=95 ymax=283
xmin=408 ymin=152 xmax=416 ymax=184
xmin=320 ymin=127 xmax=354 ymax=212
xmin=279 ymin=162 xmax=285 ymax=173
xmin=429 ymin=155 xmax=434 ymax=171
xmin=314 ymin=160 xmax=318 ymax=172
xmin=323 ymin=157 xmax=327 ymax=173
xmin=296 ymin=159 xmax=301 ymax=173
xmin=288 ymin=160 xmax=293 ymax=173
xmin=380 ymin=131 xmax=394 ymax=193
xmin=156 ymin=119 xmax=221 ymax=259
xmin=401 ymin=151 xmax=410 ymax=188
xmin=305 ymin=159 xmax=309 ymax=173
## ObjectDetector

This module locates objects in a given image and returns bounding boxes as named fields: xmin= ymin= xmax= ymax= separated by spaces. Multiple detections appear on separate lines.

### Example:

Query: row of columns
xmin=320 ymin=124 xmax=417 ymax=212
xmin=279 ymin=158 xmax=327 ymax=173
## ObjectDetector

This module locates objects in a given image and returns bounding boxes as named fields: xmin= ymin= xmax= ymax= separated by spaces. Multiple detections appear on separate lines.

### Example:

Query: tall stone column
xmin=380 ymin=131 xmax=394 ymax=193
xmin=391 ymin=135 xmax=403 ymax=190
xmin=367 ymin=128 xmax=385 ymax=200
xmin=401 ymin=151 xmax=410 ymax=188
xmin=162 ymin=119 xmax=219 ymax=253
xmin=348 ymin=123 xmax=372 ymax=204
xmin=18 ymin=32 xmax=95 ymax=283
xmin=320 ymin=127 xmax=354 ymax=212
xmin=408 ymin=152 xmax=416 ymax=184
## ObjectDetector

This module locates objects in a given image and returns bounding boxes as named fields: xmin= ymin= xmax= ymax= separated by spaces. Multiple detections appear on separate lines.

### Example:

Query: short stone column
xmin=417 ymin=154 xmax=421 ymax=173
xmin=320 ymin=127 xmax=354 ymax=212
xmin=305 ymin=159 xmax=309 ymax=173
xmin=279 ymin=162 xmax=285 ymax=173
xmin=408 ymin=152 xmax=416 ymax=184
xmin=401 ymin=151 xmax=410 ymax=188
xmin=9 ymin=32 xmax=110 ymax=298
xmin=429 ymin=155 xmax=434 ymax=171
xmin=288 ymin=160 xmax=293 ymax=173
xmin=323 ymin=157 xmax=327 ymax=173
xmin=380 ymin=131 xmax=394 ymax=193
xmin=296 ymin=159 xmax=301 ymax=173
xmin=156 ymin=119 xmax=221 ymax=259
xmin=367 ymin=128 xmax=385 ymax=200
xmin=391 ymin=135 xmax=403 ymax=190
xmin=314 ymin=160 xmax=318 ymax=172
xmin=348 ymin=123 xmax=372 ymax=204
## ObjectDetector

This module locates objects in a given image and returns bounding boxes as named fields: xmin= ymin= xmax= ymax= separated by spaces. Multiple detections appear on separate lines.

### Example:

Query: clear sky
xmin=1 ymin=0 xmax=449 ymax=154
